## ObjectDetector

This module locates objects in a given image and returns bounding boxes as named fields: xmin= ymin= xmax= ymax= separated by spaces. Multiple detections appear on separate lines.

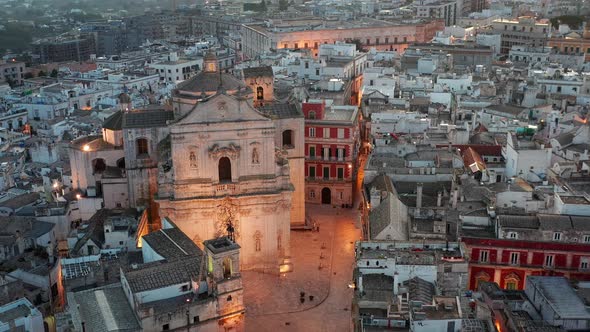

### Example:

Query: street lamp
xmin=83 ymin=145 xmax=90 ymax=151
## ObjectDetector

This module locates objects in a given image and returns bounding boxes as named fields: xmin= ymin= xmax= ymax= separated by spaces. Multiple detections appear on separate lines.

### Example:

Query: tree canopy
xmin=244 ymin=0 xmax=267 ymax=12
xmin=550 ymin=15 xmax=586 ymax=29
xmin=279 ymin=0 xmax=289 ymax=10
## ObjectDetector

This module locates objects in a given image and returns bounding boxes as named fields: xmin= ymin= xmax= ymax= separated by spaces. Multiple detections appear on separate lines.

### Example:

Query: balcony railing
xmin=306 ymin=156 xmax=349 ymax=162
xmin=216 ymin=183 xmax=238 ymax=195
xmin=306 ymin=176 xmax=348 ymax=182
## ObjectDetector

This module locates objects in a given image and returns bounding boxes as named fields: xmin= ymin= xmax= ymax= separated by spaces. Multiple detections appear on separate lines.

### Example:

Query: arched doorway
xmin=321 ymin=187 xmax=331 ymax=204
xmin=256 ymin=86 xmax=264 ymax=100
xmin=219 ymin=157 xmax=232 ymax=182
xmin=136 ymin=138 xmax=148 ymax=157
xmin=116 ymin=157 xmax=125 ymax=169
xmin=92 ymin=158 xmax=106 ymax=174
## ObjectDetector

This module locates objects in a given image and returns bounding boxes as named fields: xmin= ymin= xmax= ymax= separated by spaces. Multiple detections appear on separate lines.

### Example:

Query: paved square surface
xmin=243 ymin=205 xmax=361 ymax=332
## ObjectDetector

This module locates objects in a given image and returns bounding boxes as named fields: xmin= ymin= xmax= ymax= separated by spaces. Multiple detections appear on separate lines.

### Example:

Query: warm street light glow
xmin=76 ymin=194 xmax=81 ymax=200
xmin=83 ymin=145 xmax=90 ymax=151
xmin=53 ymin=183 xmax=58 ymax=189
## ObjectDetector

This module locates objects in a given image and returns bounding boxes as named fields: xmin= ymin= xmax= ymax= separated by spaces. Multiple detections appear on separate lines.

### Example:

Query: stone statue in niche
xmin=189 ymin=151 xmax=197 ymax=168
xmin=254 ymin=231 xmax=262 ymax=252
xmin=252 ymin=147 xmax=260 ymax=164
xmin=216 ymin=197 xmax=239 ymax=241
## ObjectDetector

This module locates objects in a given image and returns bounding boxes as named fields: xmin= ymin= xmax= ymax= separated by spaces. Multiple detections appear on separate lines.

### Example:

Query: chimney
xmin=437 ymin=191 xmax=442 ymax=207
xmin=452 ymin=188 xmax=458 ymax=209
xmin=416 ymin=183 xmax=423 ymax=209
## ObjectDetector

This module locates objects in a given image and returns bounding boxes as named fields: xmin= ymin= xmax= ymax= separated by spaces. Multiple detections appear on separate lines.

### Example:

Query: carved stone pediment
xmin=215 ymin=197 xmax=239 ymax=240
xmin=171 ymin=134 xmax=186 ymax=142
xmin=278 ymin=199 xmax=291 ymax=210
xmin=208 ymin=143 xmax=241 ymax=159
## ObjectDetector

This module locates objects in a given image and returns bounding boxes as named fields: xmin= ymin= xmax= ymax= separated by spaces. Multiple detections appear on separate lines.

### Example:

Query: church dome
xmin=173 ymin=71 xmax=251 ymax=100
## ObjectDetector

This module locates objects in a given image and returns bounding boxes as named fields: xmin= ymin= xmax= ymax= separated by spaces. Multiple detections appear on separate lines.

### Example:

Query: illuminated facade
xmin=71 ymin=56 xmax=304 ymax=273
xmin=156 ymin=90 xmax=303 ymax=273
xmin=548 ymin=29 xmax=590 ymax=62
xmin=241 ymin=19 xmax=445 ymax=59
xmin=463 ymin=237 xmax=590 ymax=290
xmin=490 ymin=17 xmax=549 ymax=54
xmin=302 ymin=101 xmax=360 ymax=205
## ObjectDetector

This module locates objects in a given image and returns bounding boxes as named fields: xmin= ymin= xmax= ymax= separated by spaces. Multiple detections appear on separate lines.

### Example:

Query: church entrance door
xmin=321 ymin=187 xmax=331 ymax=204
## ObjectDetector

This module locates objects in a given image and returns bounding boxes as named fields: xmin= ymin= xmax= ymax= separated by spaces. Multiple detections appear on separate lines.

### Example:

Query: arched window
xmin=136 ymin=138 xmax=148 ymax=157
xmin=223 ymin=257 xmax=232 ymax=279
xmin=116 ymin=157 xmax=125 ymax=169
xmin=504 ymin=273 xmax=520 ymax=290
xmin=218 ymin=157 xmax=232 ymax=182
xmin=92 ymin=158 xmax=106 ymax=174
xmin=256 ymin=86 xmax=264 ymax=100
xmin=282 ymin=130 xmax=293 ymax=148
xmin=309 ymin=111 xmax=316 ymax=119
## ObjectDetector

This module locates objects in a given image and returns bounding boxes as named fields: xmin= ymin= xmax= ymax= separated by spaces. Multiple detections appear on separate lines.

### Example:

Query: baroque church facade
xmin=157 ymin=92 xmax=301 ymax=272
xmin=159 ymin=55 xmax=304 ymax=272
xmin=70 ymin=53 xmax=305 ymax=273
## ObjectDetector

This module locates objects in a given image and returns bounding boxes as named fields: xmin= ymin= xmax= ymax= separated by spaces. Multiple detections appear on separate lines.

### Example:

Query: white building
xmin=371 ymin=111 xmax=431 ymax=137
xmin=554 ymin=194 xmax=590 ymax=216
xmin=525 ymin=277 xmax=590 ymax=331
xmin=14 ymin=95 xmax=68 ymax=121
xmin=0 ymin=298 xmax=44 ymax=332
xmin=150 ymin=52 xmax=203 ymax=84
xmin=436 ymin=73 xmax=473 ymax=95
xmin=508 ymin=46 xmax=551 ymax=64
xmin=0 ymin=109 xmax=27 ymax=131
xmin=530 ymin=66 xmax=584 ymax=96
xmin=103 ymin=214 xmax=137 ymax=251
xmin=362 ymin=69 xmax=396 ymax=103
xmin=415 ymin=0 xmax=458 ymax=26
xmin=287 ymin=43 xmax=368 ymax=81
xmin=503 ymin=133 xmax=551 ymax=179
